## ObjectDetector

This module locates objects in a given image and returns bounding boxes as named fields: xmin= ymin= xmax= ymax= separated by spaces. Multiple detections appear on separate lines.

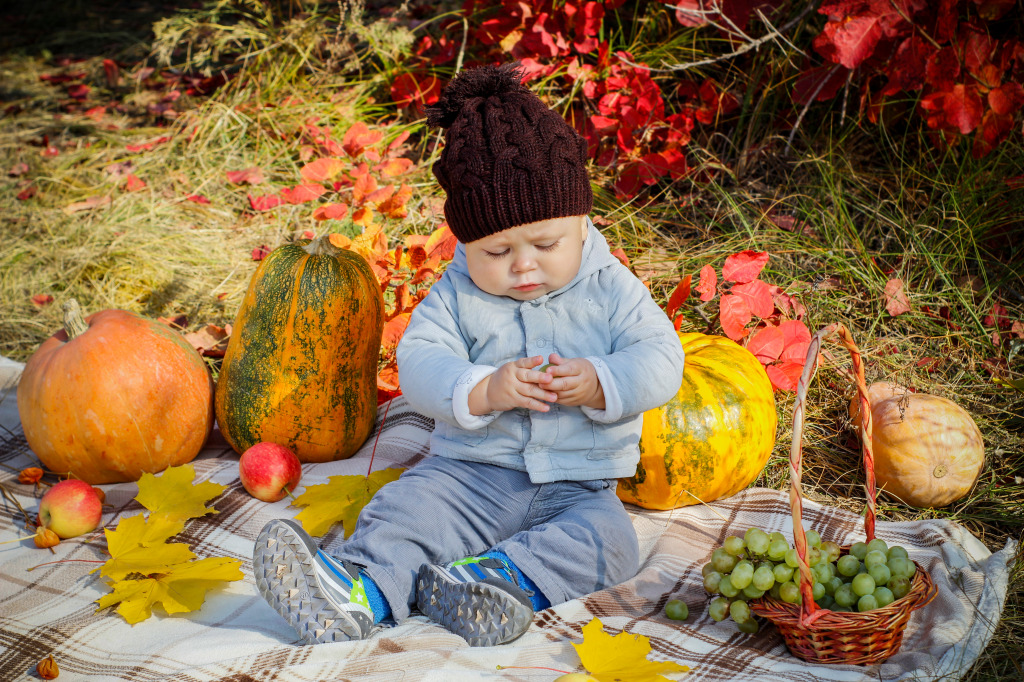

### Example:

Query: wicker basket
xmin=748 ymin=323 xmax=938 ymax=665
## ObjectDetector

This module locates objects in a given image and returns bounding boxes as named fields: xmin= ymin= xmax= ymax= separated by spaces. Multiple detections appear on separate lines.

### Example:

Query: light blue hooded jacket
xmin=396 ymin=218 xmax=685 ymax=483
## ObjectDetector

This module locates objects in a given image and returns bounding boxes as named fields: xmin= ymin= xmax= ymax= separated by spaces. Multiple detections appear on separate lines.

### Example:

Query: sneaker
xmin=415 ymin=556 xmax=534 ymax=646
xmin=253 ymin=518 xmax=376 ymax=644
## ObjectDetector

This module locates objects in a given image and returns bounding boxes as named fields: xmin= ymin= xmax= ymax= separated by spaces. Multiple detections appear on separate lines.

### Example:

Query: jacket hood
xmin=446 ymin=216 xmax=619 ymax=299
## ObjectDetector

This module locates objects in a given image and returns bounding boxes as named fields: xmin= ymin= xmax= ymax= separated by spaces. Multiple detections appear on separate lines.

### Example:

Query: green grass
xmin=1 ymin=1 xmax=1021 ymax=678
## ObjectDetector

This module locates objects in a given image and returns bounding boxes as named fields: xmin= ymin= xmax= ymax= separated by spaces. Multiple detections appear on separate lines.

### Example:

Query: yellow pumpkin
xmin=617 ymin=332 xmax=778 ymax=510
xmin=850 ymin=382 xmax=984 ymax=508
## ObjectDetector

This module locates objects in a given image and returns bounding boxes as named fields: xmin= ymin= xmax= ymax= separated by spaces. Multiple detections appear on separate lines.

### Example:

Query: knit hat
xmin=425 ymin=61 xmax=593 ymax=243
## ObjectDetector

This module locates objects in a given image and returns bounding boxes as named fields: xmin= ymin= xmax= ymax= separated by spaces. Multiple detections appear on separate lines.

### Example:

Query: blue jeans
xmin=331 ymin=456 xmax=640 ymax=620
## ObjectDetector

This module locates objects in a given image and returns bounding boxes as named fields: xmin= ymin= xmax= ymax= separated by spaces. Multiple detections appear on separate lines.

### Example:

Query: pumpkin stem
xmin=302 ymin=235 xmax=343 ymax=258
xmin=62 ymin=299 xmax=89 ymax=340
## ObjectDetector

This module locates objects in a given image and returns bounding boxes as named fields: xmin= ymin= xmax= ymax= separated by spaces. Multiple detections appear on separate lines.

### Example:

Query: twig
xmin=786 ymin=62 xmax=844 ymax=152
xmin=0 ymin=481 xmax=34 ymax=528
xmin=620 ymin=3 xmax=819 ymax=74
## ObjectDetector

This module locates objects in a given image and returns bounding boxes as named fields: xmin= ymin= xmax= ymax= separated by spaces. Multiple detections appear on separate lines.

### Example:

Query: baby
xmin=253 ymin=61 xmax=685 ymax=647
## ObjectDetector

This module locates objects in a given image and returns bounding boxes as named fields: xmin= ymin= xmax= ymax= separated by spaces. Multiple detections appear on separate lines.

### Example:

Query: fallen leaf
xmin=125 ymin=136 xmax=169 ymax=153
xmin=719 ymin=294 xmax=752 ymax=339
xmin=765 ymin=361 xmax=805 ymax=392
xmin=291 ymin=468 xmax=405 ymax=537
xmin=572 ymin=617 xmax=690 ymax=681
xmin=248 ymin=193 xmax=283 ymax=212
xmin=8 ymin=162 xmax=28 ymax=176
xmin=300 ymin=158 xmax=347 ymax=183
xmin=185 ymin=194 xmax=210 ymax=204
xmin=227 ymin=167 xmax=265 ymax=185
xmin=280 ymin=183 xmax=325 ymax=205
xmin=747 ymin=325 xmax=785 ymax=363
xmin=183 ymin=324 xmax=230 ymax=357
xmin=665 ymin=275 xmax=692 ymax=320
xmin=63 ymin=195 xmax=112 ymax=214
xmin=96 ymin=514 xmax=190 ymax=581
xmin=134 ymin=464 xmax=226 ymax=521
xmin=695 ymin=265 xmax=717 ymax=301
xmin=19 ymin=467 xmax=44 ymax=484
xmin=16 ymin=184 xmax=37 ymax=201
xmin=31 ymin=294 xmax=54 ymax=307
xmin=123 ymin=174 xmax=146 ymax=192
xmin=382 ymin=313 xmax=411 ymax=352
xmin=252 ymin=244 xmax=271 ymax=261
xmin=883 ymin=278 xmax=911 ymax=316
xmin=722 ymin=250 xmax=769 ymax=283
xmin=730 ymin=278 xmax=774 ymax=318
xmin=312 ymin=202 xmax=350 ymax=221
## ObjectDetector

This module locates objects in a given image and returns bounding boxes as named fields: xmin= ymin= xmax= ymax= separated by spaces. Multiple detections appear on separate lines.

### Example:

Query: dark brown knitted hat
xmin=425 ymin=62 xmax=593 ymax=243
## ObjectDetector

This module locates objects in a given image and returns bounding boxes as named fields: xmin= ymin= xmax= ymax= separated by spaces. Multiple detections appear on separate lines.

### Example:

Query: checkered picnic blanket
xmin=0 ymin=357 xmax=1015 ymax=681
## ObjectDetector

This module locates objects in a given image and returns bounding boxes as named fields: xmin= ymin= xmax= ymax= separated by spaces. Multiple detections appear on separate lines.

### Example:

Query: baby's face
xmin=464 ymin=215 xmax=588 ymax=301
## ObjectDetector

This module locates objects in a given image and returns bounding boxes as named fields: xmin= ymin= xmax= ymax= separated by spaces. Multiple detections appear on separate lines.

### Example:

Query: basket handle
xmin=790 ymin=323 xmax=876 ymax=625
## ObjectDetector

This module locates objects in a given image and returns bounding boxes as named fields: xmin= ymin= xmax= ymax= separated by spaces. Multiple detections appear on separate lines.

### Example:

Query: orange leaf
xmin=407 ymin=244 xmax=427 ymax=269
xmin=884 ymin=278 xmax=911 ymax=316
xmin=665 ymin=275 xmax=691 ymax=319
xmin=377 ymin=361 xmax=402 ymax=405
xmin=300 ymin=158 xmax=347 ymax=183
xmin=722 ymin=250 xmax=769 ymax=283
xmin=382 ymin=313 xmax=411 ymax=352
xmin=342 ymin=122 xmax=384 ymax=157
xmin=365 ymin=184 xmax=396 ymax=205
xmin=19 ymin=467 xmax=44 ymax=484
xmin=610 ymin=247 xmax=630 ymax=268
xmin=352 ymin=205 xmax=375 ymax=227
xmin=31 ymin=294 xmax=54 ymax=307
xmin=374 ymin=157 xmax=414 ymax=177
xmin=313 ymin=203 xmax=349 ymax=221
xmin=328 ymin=233 xmax=352 ymax=249
xmin=719 ymin=294 xmax=752 ymax=340
xmin=731 ymin=279 xmax=774 ymax=318
xmin=352 ymin=172 xmax=378 ymax=205
xmin=393 ymin=283 xmax=413 ymax=315
xmin=425 ymin=225 xmax=457 ymax=260
xmin=695 ymin=265 xmax=717 ymax=301
xmin=766 ymin=361 xmax=805 ymax=392
xmin=123 ymin=174 xmax=146 ymax=192
xmin=350 ymin=225 xmax=388 ymax=261
xmin=280 ymin=183 xmax=326 ymax=205
xmin=377 ymin=183 xmax=413 ymax=219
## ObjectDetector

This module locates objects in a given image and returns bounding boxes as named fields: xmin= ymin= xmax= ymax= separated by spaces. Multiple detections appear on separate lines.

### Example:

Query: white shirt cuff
xmin=581 ymin=356 xmax=623 ymax=423
xmin=452 ymin=365 xmax=501 ymax=429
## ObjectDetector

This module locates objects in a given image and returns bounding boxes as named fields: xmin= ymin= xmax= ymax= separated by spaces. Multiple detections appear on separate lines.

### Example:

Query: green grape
xmin=745 ymin=528 xmax=770 ymax=556
xmin=866 ymin=538 xmax=889 ymax=555
xmin=857 ymin=594 xmax=879 ymax=612
xmin=730 ymin=561 xmax=754 ymax=590
xmin=864 ymin=549 xmax=888 ymax=569
xmin=805 ymin=529 xmax=822 ymax=548
xmin=887 ymin=557 xmax=914 ymax=580
xmin=779 ymin=581 xmax=801 ymax=604
xmin=719 ymin=574 xmax=740 ymax=598
xmin=868 ymin=564 xmax=891 ymax=586
xmin=807 ymin=546 xmax=822 ymax=567
xmin=812 ymin=561 xmax=832 ymax=584
xmin=769 ymin=531 xmax=786 ymax=543
xmin=756 ymin=561 xmax=775 ymax=573
xmin=742 ymin=584 xmax=765 ymax=599
xmin=752 ymin=565 xmax=775 ymax=591
xmin=851 ymin=573 xmax=876 ymax=597
xmin=820 ymin=541 xmax=842 ymax=563
xmin=874 ymin=586 xmax=895 ymax=607
xmin=850 ymin=542 xmax=869 ymax=560
xmin=811 ymin=581 xmax=826 ymax=601
xmin=767 ymin=538 xmax=790 ymax=561
xmin=703 ymin=571 xmax=723 ymax=594
xmin=737 ymin=618 xmax=759 ymax=634
xmin=712 ymin=548 xmax=738 ymax=573
xmin=785 ymin=548 xmax=801 ymax=568
xmin=708 ymin=596 xmax=730 ymax=621
xmin=773 ymin=563 xmax=795 ymax=583
xmin=889 ymin=576 xmax=911 ymax=600
xmin=702 ymin=562 xmax=716 ymax=578
xmin=665 ymin=599 xmax=689 ymax=621
xmin=887 ymin=545 xmax=909 ymax=561
xmin=834 ymin=583 xmax=856 ymax=607
xmin=837 ymin=555 xmax=860 ymax=577
xmin=826 ymin=576 xmax=844 ymax=596
xmin=730 ymin=599 xmax=752 ymax=623
xmin=769 ymin=583 xmax=782 ymax=600
xmin=724 ymin=535 xmax=746 ymax=556
xmin=816 ymin=594 xmax=835 ymax=610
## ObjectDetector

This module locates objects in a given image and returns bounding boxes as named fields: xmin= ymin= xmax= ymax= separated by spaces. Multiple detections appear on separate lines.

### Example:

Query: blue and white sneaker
xmin=253 ymin=519 xmax=376 ymax=644
xmin=416 ymin=555 xmax=534 ymax=646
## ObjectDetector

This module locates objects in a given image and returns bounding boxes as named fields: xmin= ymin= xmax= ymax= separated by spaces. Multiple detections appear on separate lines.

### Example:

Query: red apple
xmin=37 ymin=479 xmax=103 ymax=538
xmin=239 ymin=442 xmax=303 ymax=502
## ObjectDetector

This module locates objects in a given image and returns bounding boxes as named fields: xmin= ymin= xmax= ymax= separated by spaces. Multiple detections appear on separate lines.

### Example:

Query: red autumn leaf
xmin=9 ymin=162 xmax=29 ymax=177
xmin=730 ymin=279 xmax=774 ymax=318
xmin=352 ymin=172 xmax=378 ymax=204
xmin=765 ymin=361 xmax=805 ymax=392
xmin=40 ymin=145 xmax=59 ymax=157
xmin=916 ymin=356 xmax=941 ymax=372
xmin=300 ymin=158 xmax=347 ymax=183
xmin=426 ymin=225 xmax=458 ymax=261
xmin=31 ymin=294 xmax=54 ymax=307
xmin=342 ymin=122 xmax=384 ymax=158
xmin=883 ymin=278 xmax=911 ymax=316
xmin=793 ymin=63 xmax=849 ymax=105
xmin=312 ymin=203 xmax=350 ymax=221
xmin=390 ymin=72 xmax=442 ymax=112
xmin=186 ymin=194 xmax=210 ymax=204
xmin=382 ymin=313 xmax=411 ymax=352
xmin=665 ymin=275 xmax=692 ymax=320
xmin=747 ymin=325 xmax=785 ymax=363
xmin=375 ymin=157 xmax=414 ymax=177
xmin=125 ymin=136 xmax=169 ymax=152
xmin=251 ymin=245 xmax=271 ymax=261
xmin=984 ymin=302 xmax=1011 ymax=329
xmin=248 ymin=193 xmax=283 ymax=212
xmin=67 ymin=83 xmax=90 ymax=99
xmin=696 ymin=265 xmax=717 ymax=301
xmin=944 ymin=83 xmax=984 ymax=134
xmin=226 ymin=167 xmax=266 ymax=185
xmin=779 ymin=319 xmax=812 ymax=363
xmin=377 ymin=361 xmax=402 ymax=405
xmin=722 ymin=250 xmax=769 ymax=283
xmin=280 ymin=183 xmax=326 ymax=205
xmin=16 ymin=184 xmax=37 ymax=201
xmin=610 ymin=248 xmax=630 ymax=268
xmin=1010 ymin=320 xmax=1024 ymax=338
xmin=365 ymin=184 xmax=396 ymax=206
xmin=719 ymin=294 xmax=752 ymax=340
xmin=393 ymin=283 xmax=414 ymax=315
xmin=103 ymin=58 xmax=120 ymax=87
xmin=123 ymin=174 xmax=146 ymax=192
xmin=377 ymin=184 xmax=413 ymax=220
xmin=813 ymin=14 xmax=883 ymax=70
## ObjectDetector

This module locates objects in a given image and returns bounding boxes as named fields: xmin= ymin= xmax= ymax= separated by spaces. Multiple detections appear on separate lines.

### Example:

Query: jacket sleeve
xmin=590 ymin=265 xmax=685 ymax=419
xmin=396 ymin=274 xmax=484 ymax=427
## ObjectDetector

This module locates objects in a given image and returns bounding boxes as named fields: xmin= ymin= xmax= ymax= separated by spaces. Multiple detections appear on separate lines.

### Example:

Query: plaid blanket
xmin=0 ymin=358 xmax=1015 ymax=682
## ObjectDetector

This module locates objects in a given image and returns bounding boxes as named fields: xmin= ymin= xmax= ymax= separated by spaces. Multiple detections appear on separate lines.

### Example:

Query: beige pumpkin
xmin=850 ymin=382 xmax=984 ymax=508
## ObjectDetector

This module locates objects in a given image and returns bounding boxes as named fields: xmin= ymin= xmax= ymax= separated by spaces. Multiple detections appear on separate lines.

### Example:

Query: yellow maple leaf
xmin=96 ymin=557 xmax=243 ymax=624
xmin=291 ymin=468 xmax=405 ymax=537
xmin=134 ymin=464 xmax=226 ymax=520
xmin=96 ymin=514 xmax=193 ymax=581
xmin=572 ymin=618 xmax=690 ymax=682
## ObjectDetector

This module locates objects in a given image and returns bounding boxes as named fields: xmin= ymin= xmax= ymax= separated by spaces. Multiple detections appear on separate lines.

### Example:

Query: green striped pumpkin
xmin=617 ymin=332 xmax=777 ymax=510
xmin=215 ymin=237 xmax=384 ymax=462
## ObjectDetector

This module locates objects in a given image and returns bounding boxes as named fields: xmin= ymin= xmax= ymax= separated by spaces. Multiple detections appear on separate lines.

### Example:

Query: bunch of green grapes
xmin=702 ymin=528 xmax=917 ymax=630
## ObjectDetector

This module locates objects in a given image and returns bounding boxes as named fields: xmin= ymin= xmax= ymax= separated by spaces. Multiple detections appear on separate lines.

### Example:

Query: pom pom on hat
xmin=426 ymin=62 xmax=529 ymax=130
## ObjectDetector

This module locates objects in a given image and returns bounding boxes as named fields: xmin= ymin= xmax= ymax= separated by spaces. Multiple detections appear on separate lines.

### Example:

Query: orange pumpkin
xmin=851 ymin=382 xmax=984 ymax=508
xmin=617 ymin=333 xmax=778 ymax=510
xmin=17 ymin=300 xmax=214 ymax=484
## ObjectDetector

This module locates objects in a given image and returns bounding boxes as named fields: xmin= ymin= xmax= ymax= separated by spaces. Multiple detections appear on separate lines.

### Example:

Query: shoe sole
xmin=253 ymin=519 xmax=368 ymax=644
xmin=415 ymin=564 xmax=533 ymax=646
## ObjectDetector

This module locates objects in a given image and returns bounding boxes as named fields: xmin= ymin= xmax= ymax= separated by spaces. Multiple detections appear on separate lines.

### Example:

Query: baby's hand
xmin=538 ymin=353 xmax=605 ymax=409
xmin=469 ymin=356 xmax=558 ymax=414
